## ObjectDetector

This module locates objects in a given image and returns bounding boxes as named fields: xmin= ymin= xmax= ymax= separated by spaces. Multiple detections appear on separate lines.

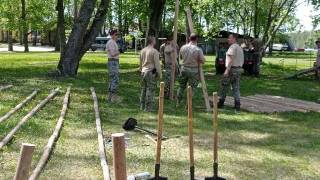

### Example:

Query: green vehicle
xmin=215 ymin=31 xmax=261 ymax=76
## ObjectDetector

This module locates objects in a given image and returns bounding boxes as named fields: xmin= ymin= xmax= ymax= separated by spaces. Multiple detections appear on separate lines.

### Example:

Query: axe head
xmin=122 ymin=117 xmax=138 ymax=130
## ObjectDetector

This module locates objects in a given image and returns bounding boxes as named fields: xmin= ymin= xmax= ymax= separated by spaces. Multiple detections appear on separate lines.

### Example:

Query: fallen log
xmin=0 ymin=85 xmax=13 ymax=91
xmin=0 ymin=90 xmax=39 ymax=124
xmin=90 ymin=87 xmax=111 ymax=180
xmin=28 ymin=87 xmax=71 ymax=180
xmin=0 ymin=89 xmax=59 ymax=149
xmin=286 ymin=67 xmax=316 ymax=79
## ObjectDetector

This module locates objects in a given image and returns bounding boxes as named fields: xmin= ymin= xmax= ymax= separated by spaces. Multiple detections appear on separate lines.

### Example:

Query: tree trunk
xmin=8 ymin=31 xmax=13 ymax=51
xmin=56 ymin=0 xmax=67 ymax=69
xmin=74 ymin=0 xmax=78 ymax=23
xmin=54 ymin=28 xmax=60 ymax=51
xmin=117 ymin=0 xmax=123 ymax=34
xmin=147 ymin=0 xmax=166 ymax=48
xmin=21 ymin=0 xmax=29 ymax=52
xmin=19 ymin=30 xmax=23 ymax=45
xmin=57 ymin=0 xmax=110 ymax=76
xmin=253 ymin=0 xmax=259 ymax=38
xmin=33 ymin=31 xmax=37 ymax=46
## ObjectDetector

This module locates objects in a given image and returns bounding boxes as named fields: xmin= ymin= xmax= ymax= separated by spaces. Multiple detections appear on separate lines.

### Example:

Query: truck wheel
xmin=91 ymin=47 xmax=97 ymax=52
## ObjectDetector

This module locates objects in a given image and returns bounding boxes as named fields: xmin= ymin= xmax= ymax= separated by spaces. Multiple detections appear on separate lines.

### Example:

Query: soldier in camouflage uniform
xmin=218 ymin=33 xmax=244 ymax=111
xmin=163 ymin=37 xmax=179 ymax=98
xmin=106 ymin=29 xmax=120 ymax=103
xmin=177 ymin=33 xmax=205 ymax=105
xmin=139 ymin=36 xmax=162 ymax=112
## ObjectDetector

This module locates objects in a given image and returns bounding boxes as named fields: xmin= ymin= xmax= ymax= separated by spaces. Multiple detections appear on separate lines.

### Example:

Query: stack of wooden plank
xmin=210 ymin=94 xmax=320 ymax=113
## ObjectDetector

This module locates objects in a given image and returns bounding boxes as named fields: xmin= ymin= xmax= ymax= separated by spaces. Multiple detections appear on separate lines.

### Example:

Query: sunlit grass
xmin=0 ymin=51 xmax=319 ymax=179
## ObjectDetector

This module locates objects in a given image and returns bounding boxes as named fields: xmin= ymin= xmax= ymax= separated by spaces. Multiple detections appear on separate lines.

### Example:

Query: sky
xmin=296 ymin=0 xmax=315 ymax=31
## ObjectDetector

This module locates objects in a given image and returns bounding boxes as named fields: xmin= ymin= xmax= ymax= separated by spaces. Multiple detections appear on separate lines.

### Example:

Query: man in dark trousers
xmin=177 ymin=33 xmax=205 ymax=106
xmin=139 ymin=36 xmax=162 ymax=112
xmin=218 ymin=33 xmax=244 ymax=111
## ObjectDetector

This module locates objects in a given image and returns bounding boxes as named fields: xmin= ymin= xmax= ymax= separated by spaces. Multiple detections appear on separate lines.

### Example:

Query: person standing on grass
xmin=163 ymin=36 xmax=179 ymax=99
xmin=218 ymin=33 xmax=244 ymax=111
xmin=176 ymin=33 xmax=205 ymax=106
xmin=139 ymin=36 xmax=162 ymax=112
xmin=106 ymin=29 xmax=120 ymax=103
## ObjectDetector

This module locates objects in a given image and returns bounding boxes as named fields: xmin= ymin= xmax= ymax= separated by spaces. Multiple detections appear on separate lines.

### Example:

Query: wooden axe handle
xmin=156 ymin=82 xmax=165 ymax=164
xmin=187 ymin=86 xmax=195 ymax=167
xmin=213 ymin=93 xmax=219 ymax=163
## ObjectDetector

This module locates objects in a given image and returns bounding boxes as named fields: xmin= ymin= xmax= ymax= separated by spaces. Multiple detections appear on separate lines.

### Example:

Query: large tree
xmin=147 ymin=0 xmax=166 ymax=40
xmin=57 ymin=0 xmax=110 ymax=76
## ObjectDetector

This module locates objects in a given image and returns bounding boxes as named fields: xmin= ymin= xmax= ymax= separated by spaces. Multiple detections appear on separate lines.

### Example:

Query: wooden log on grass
xmin=28 ymin=87 xmax=71 ymax=180
xmin=0 ymin=90 xmax=39 ymax=124
xmin=14 ymin=143 xmax=35 ymax=180
xmin=90 ymin=87 xmax=111 ymax=180
xmin=0 ymin=89 xmax=59 ymax=149
xmin=0 ymin=84 xmax=13 ymax=91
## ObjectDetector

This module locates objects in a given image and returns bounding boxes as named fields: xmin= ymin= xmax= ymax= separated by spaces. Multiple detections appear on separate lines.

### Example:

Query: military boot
xmin=217 ymin=99 xmax=225 ymax=109
xmin=235 ymin=100 xmax=241 ymax=111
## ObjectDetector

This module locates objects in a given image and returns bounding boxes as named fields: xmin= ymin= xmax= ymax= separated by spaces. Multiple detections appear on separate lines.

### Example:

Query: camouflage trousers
xmin=140 ymin=71 xmax=157 ymax=111
xmin=177 ymin=66 xmax=199 ymax=103
xmin=108 ymin=59 xmax=119 ymax=93
xmin=164 ymin=63 xmax=179 ymax=98
xmin=219 ymin=67 xmax=242 ymax=102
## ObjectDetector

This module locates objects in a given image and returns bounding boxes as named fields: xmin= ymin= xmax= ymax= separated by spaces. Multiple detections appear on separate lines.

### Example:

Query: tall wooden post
xmin=185 ymin=6 xmax=211 ymax=112
xmin=14 ymin=143 xmax=35 ymax=180
xmin=169 ymin=0 xmax=179 ymax=100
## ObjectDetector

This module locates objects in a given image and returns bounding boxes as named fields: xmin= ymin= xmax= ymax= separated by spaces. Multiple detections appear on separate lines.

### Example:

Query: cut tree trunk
xmin=57 ymin=0 xmax=110 ymax=76
xmin=21 ymin=0 xmax=29 ymax=52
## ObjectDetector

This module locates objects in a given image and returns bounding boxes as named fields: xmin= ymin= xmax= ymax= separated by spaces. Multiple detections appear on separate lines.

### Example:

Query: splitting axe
xmin=205 ymin=93 xmax=226 ymax=180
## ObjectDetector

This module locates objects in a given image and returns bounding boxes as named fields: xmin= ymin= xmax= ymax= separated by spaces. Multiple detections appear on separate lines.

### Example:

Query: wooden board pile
xmin=210 ymin=94 xmax=320 ymax=113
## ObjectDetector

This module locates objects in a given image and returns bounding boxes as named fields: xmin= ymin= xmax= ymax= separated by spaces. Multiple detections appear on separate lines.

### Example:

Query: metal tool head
xmin=122 ymin=117 xmax=137 ymax=130
xmin=147 ymin=177 xmax=168 ymax=180
xmin=204 ymin=177 xmax=226 ymax=180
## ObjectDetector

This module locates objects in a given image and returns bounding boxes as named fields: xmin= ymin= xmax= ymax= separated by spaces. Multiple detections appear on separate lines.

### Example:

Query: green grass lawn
xmin=0 ymin=51 xmax=319 ymax=179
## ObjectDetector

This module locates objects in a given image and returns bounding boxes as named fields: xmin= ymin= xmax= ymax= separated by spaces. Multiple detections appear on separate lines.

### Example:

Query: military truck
xmin=215 ymin=31 xmax=261 ymax=76
xmin=91 ymin=36 xmax=126 ymax=53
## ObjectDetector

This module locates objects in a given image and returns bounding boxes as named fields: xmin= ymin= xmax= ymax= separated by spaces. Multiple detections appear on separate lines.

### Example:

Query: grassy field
xmin=0 ymin=51 xmax=319 ymax=179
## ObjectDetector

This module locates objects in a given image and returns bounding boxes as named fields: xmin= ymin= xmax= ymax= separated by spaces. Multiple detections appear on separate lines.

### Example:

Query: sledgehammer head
xmin=122 ymin=118 xmax=137 ymax=130
xmin=147 ymin=164 xmax=168 ymax=180
xmin=204 ymin=177 xmax=226 ymax=180
xmin=204 ymin=163 xmax=226 ymax=180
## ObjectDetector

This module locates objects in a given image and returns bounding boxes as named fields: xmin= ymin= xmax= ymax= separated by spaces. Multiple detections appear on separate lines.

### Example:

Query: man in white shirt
xmin=106 ymin=29 xmax=120 ymax=103
xmin=218 ymin=33 xmax=244 ymax=111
